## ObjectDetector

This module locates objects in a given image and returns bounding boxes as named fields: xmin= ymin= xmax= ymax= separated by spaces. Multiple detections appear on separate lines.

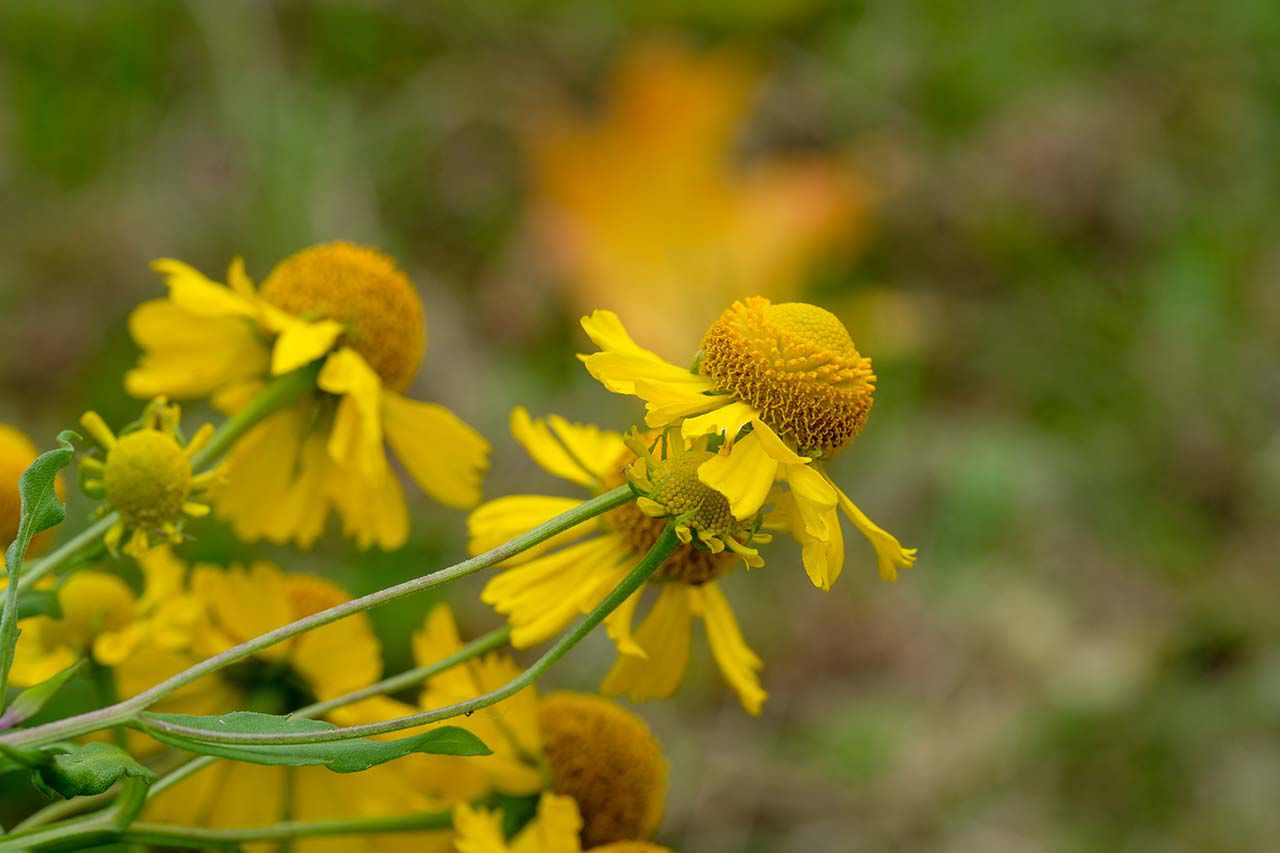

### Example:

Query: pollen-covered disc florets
xmin=622 ymin=430 xmax=770 ymax=578
xmin=537 ymin=692 xmax=667 ymax=848
xmin=80 ymin=400 xmax=220 ymax=556
xmin=700 ymin=296 xmax=876 ymax=456
xmin=260 ymin=242 xmax=426 ymax=391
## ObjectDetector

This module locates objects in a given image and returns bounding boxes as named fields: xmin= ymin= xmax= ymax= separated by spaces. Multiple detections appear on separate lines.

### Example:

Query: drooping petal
xmin=750 ymin=418 xmax=810 ymax=464
xmin=327 ymin=461 xmax=410 ymax=551
xmin=690 ymin=583 xmax=767 ymax=714
xmin=509 ymin=406 xmax=618 ymax=488
xmin=383 ymin=392 xmax=489 ymax=508
xmin=830 ymin=478 xmax=917 ymax=582
xmin=511 ymin=793 xmax=583 ymax=853
xmin=151 ymin=259 xmax=259 ymax=319
xmin=601 ymin=585 xmax=693 ymax=702
xmin=453 ymin=802 xmax=511 ymax=853
xmin=272 ymin=319 xmax=345 ymax=375
xmin=125 ymin=300 xmax=270 ymax=402
xmin=681 ymin=400 xmax=757 ymax=442
xmin=697 ymin=430 xmax=778 ymax=520
xmin=318 ymin=348 xmax=386 ymax=480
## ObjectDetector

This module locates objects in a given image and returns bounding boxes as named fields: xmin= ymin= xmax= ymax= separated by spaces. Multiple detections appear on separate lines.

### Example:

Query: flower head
xmin=79 ymin=400 xmax=218 ymax=556
xmin=125 ymin=242 xmax=489 ymax=550
xmin=580 ymin=300 xmax=916 ymax=589
xmin=470 ymin=409 xmax=767 ymax=713
xmin=0 ymin=423 xmax=64 ymax=556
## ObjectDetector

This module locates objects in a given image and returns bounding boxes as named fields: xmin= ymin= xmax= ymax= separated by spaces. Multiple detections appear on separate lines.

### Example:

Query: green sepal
xmin=140 ymin=711 xmax=491 ymax=773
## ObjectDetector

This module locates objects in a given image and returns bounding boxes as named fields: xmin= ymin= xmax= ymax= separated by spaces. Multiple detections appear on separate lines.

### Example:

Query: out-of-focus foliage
xmin=1 ymin=1 xmax=1278 ymax=851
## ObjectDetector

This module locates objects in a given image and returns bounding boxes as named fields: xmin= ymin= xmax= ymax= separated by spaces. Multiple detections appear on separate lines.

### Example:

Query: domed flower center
xmin=699 ymin=297 xmax=876 ymax=456
xmin=604 ymin=453 xmax=737 ymax=586
xmin=259 ymin=243 xmax=426 ymax=391
xmin=537 ymin=692 xmax=667 ymax=848
xmin=103 ymin=429 xmax=192 ymax=529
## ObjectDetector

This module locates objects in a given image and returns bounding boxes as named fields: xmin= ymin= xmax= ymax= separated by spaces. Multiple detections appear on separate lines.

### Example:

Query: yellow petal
xmin=453 ymin=803 xmax=510 ymax=853
xmin=512 ymin=793 xmax=583 ymax=853
xmin=467 ymin=495 xmax=591 ymax=564
xmin=383 ymin=392 xmax=489 ymax=508
xmin=272 ymin=319 xmax=345 ymax=375
xmin=509 ymin=406 xmax=612 ymax=488
xmin=579 ymin=310 xmax=717 ymax=419
xmin=327 ymin=461 xmax=410 ymax=551
xmin=8 ymin=618 xmax=77 ymax=687
xmin=125 ymin=300 xmax=270 ymax=402
xmin=191 ymin=563 xmax=293 ymax=659
xmin=318 ymin=348 xmax=386 ymax=479
xmin=601 ymin=585 xmax=692 ymax=702
xmin=681 ymin=399 xmax=758 ymax=442
xmin=750 ymin=418 xmax=810 ymax=464
xmin=830 ymin=479 xmax=918 ymax=582
xmin=604 ymin=588 xmax=647 ymax=658
xmin=690 ymin=583 xmax=766 ymax=715
xmin=697 ymin=430 xmax=778 ymax=520
xmin=151 ymin=259 xmax=258 ymax=319
xmin=781 ymin=464 xmax=843 ymax=589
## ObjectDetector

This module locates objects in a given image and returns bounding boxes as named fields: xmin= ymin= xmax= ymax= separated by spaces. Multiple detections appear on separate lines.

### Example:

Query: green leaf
xmin=141 ymin=711 xmax=491 ymax=773
xmin=1 ymin=660 xmax=83 ymax=730
xmin=16 ymin=588 xmax=60 ymax=621
xmin=3 ymin=430 xmax=78 ymax=571
xmin=30 ymin=742 xmax=155 ymax=799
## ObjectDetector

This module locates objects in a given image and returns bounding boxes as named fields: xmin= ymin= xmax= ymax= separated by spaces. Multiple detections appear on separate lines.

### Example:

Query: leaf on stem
xmin=4 ymin=430 xmax=79 ymax=572
xmin=140 ymin=711 xmax=491 ymax=772
xmin=30 ymin=741 xmax=156 ymax=799
xmin=0 ymin=660 xmax=83 ymax=732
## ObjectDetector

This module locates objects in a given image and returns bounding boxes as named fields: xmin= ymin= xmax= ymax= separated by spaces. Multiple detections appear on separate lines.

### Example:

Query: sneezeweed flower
xmin=78 ymin=399 xmax=219 ymax=557
xmin=406 ymin=606 xmax=669 ymax=852
xmin=125 ymin=242 xmax=489 ymax=550
xmin=529 ymin=39 xmax=866 ymax=360
xmin=580 ymin=299 xmax=917 ymax=590
xmin=470 ymin=409 xmax=769 ymax=713
xmin=8 ymin=571 xmax=138 ymax=686
xmin=0 ymin=422 xmax=65 ymax=555
xmin=132 ymin=558 xmax=430 ymax=849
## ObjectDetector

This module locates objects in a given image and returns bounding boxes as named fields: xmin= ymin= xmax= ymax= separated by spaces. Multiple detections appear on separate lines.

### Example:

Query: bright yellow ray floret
xmin=579 ymin=298 xmax=917 ymax=589
xmin=124 ymin=242 xmax=490 ymax=550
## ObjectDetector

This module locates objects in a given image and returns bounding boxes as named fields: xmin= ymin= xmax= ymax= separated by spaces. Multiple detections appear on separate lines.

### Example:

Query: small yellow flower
xmin=9 ymin=571 xmax=136 ymax=686
xmin=406 ymin=608 xmax=668 ymax=852
xmin=0 ymin=423 xmax=65 ymax=556
xmin=470 ymin=409 xmax=768 ymax=714
xmin=125 ymin=242 xmax=490 ymax=550
xmin=580 ymin=299 xmax=917 ymax=589
xmin=79 ymin=400 xmax=219 ymax=557
xmin=528 ymin=39 xmax=866 ymax=361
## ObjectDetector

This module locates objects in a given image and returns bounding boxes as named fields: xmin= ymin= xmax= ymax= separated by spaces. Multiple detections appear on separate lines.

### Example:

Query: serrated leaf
xmin=30 ymin=742 xmax=154 ymax=799
xmin=0 ymin=660 xmax=82 ymax=731
xmin=140 ymin=711 xmax=491 ymax=772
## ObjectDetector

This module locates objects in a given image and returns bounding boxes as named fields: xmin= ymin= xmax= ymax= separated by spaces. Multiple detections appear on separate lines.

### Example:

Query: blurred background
xmin=2 ymin=2 xmax=1279 ymax=851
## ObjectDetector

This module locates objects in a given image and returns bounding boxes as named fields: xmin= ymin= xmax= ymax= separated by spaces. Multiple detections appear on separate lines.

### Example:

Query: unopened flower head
xmin=699 ymin=297 xmax=875 ymax=457
xmin=79 ymin=400 xmax=218 ymax=556
xmin=623 ymin=429 xmax=768 ymax=574
xmin=470 ymin=408 xmax=769 ymax=714
xmin=259 ymin=243 xmax=426 ymax=391
xmin=537 ymin=692 xmax=667 ymax=847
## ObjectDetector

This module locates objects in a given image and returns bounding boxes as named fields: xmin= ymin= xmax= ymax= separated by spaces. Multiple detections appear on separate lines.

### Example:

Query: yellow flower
xmin=124 ymin=242 xmax=490 ymax=550
xmin=78 ymin=400 xmax=219 ymax=557
xmin=528 ymin=39 xmax=866 ymax=361
xmin=469 ymin=409 xmax=768 ymax=714
xmin=131 ymin=557 xmax=441 ymax=851
xmin=453 ymin=795 xmax=675 ymax=853
xmin=580 ymin=299 xmax=916 ymax=589
xmin=9 ymin=571 xmax=137 ymax=686
xmin=1 ymin=423 xmax=66 ymax=557
xmin=409 ymin=608 xmax=668 ymax=851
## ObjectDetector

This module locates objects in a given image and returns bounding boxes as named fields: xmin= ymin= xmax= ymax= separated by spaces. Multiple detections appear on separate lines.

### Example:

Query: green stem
xmin=0 ymin=809 xmax=453 ymax=852
xmin=139 ymin=524 xmax=679 ymax=746
xmin=0 ymin=486 xmax=633 ymax=749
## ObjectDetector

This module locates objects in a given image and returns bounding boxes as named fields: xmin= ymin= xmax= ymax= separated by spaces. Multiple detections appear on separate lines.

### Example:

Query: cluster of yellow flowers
xmin=0 ymin=238 xmax=913 ymax=851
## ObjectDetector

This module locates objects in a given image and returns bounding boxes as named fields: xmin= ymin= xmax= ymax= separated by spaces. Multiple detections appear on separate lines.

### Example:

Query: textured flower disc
xmin=590 ymin=843 xmax=675 ymax=852
xmin=537 ymin=692 xmax=668 ymax=848
xmin=605 ymin=453 xmax=737 ymax=585
xmin=260 ymin=242 xmax=426 ymax=391
xmin=700 ymin=296 xmax=876 ymax=456
xmin=103 ymin=429 xmax=192 ymax=529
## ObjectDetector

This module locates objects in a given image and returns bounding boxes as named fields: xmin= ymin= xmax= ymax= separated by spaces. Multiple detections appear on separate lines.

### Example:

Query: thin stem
xmin=15 ymin=515 xmax=116 ymax=593
xmin=139 ymin=524 xmax=679 ymax=746
xmin=1 ymin=486 xmax=634 ymax=748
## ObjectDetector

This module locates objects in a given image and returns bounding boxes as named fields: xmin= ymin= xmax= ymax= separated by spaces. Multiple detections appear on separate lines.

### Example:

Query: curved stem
xmin=140 ymin=524 xmax=679 ymax=746
xmin=146 ymin=624 xmax=512 ymax=801
xmin=1 ymin=486 xmax=634 ymax=748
